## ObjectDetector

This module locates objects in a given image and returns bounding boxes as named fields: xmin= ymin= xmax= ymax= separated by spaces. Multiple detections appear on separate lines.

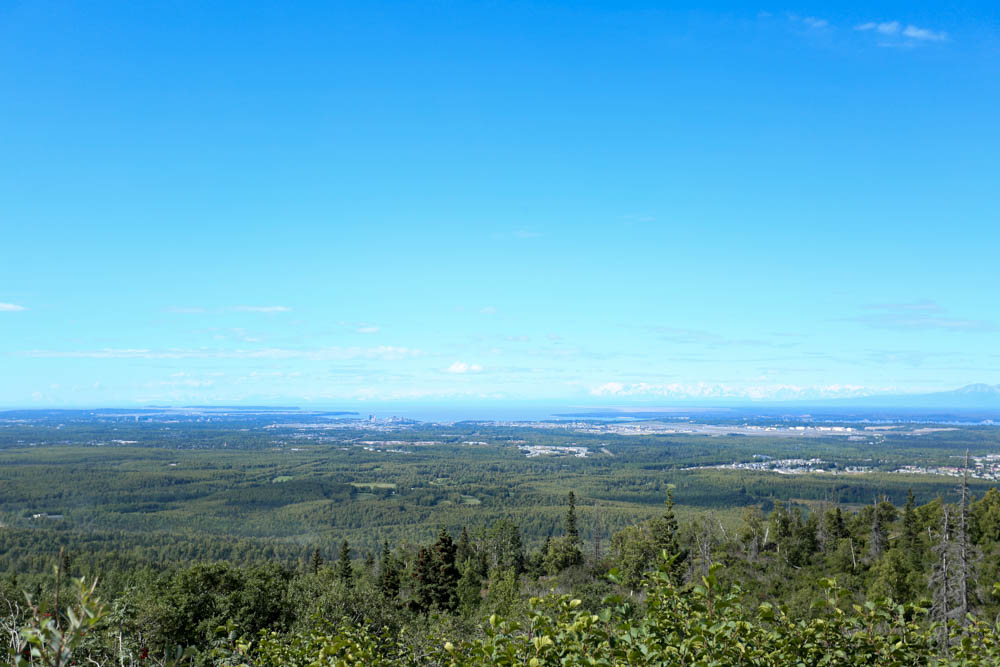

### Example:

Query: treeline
xmin=5 ymin=480 xmax=1000 ymax=665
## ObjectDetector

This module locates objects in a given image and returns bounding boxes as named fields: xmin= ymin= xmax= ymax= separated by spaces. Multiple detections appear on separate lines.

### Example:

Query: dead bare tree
xmin=694 ymin=514 xmax=717 ymax=577
xmin=740 ymin=506 xmax=764 ymax=563
xmin=955 ymin=450 xmax=977 ymax=623
xmin=930 ymin=505 xmax=957 ymax=642
xmin=931 ymin=455 xmax=980 ymax=644
xmin=1 ymin=591 xmax=25 ymax=660
xmin=869 ymin=498 xmax=887 ymax=562
xmin=592 ymin=502 xmax=603 ymax=563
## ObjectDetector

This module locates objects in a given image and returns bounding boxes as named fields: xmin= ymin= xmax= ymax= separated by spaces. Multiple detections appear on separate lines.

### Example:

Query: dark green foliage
xmin=376 ymin=541 xmax=401 ymax=600
xmin=482 ymin=518 xmax=524 ymax=575
xmin=973 ymin=487 xmax=1000 ymax=543
xmin=648 ymin=488 xmax=686 ymax=581
xmin=455 ymin=526 xmax=473 ymax=566
xmin=565 ymin=491 xmax=579 ymax=545
xmin=335 ymin=540 xmax=352 ymax=587
xmin=5 ymin=417 xmax=1000 ymax=663
xmin=7 ymin=488 xmax=1000 ymax=665
xmin=412 ymin=528 xmax=460 ymax=613
xmin=308 ymin=548 xmax=322 ymax=575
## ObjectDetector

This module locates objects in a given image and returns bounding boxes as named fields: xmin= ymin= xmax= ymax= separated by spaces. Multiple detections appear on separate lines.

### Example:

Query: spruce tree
xmin=413 ymin=529 xmax=461 ymax=612
xmin=336 ymin=540 xmax=353 ymax=587
xmin=309 ymin=547 xmax=323 ymax=575
xmin=650 ymin=488 xmax=681 ymax=555
xmin=457 ymin=526 xmax=474 ymax=565
xmin=431 ymin=527 xmax=460 ymax=612
xmin=903 ymin=489 xmax=921 ymax=571
xmin=870 ymin=502 xmax=887 ymax=561
xmin=566 ymin=491 xmax=580 ymax=545
xmin=649 ymin=488 xmax=686 ymax=581
xmin=829 ymin=506 xmax=847 ymax=539
xmin=593 ymin=503 xmax=603 ymax=562
xmin=378 ymin=540 xmax=400 ymax=599
xmin=903 ymin=490 xmax=919 ymax=548
xmin=413 ymin=546 xmax=435 ymax=611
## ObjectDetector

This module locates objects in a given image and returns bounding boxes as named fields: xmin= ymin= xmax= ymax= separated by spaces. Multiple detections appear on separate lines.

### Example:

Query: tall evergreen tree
xmin=413 ymin=547 xmax=435 ymax=611
xmin=336 ymin=540 xmax=353 ymax=587
xmin=828 ymin=506 xmax=847 ymax=540
xmin=377 ymin=540 xmax=400 ymax=599
xmin=870 ymin=501 xmax=887 ymax=562
xmin=650 ymin=488 xmax=681 ymax=555
xmin=903 ymin=489 xmax=922 ymax=571
xmin=413 ymin=528 xmax=461 ymax=612
xmin=309 ymin=547 xmax=323 ymax=575
xmin=566 ymin=491 xmax=580 ymax=545
xmin=456 ymin=526 xmax=474 ymax=565
xmin=649 ymin=488 xmax=686 ymax=580
xmin=431 ymin=527 xmax=460 ymax=612
xmin=903 ymin=490 xmax=919 ymax=549
xmin=593 ymin=503 xmax=603 ymax=562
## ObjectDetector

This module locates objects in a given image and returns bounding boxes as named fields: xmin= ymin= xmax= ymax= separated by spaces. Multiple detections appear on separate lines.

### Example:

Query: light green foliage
xmin=541 ymin=537 xmax=583 ymax=575
xmin=609 ymin=524 xmax=655 ymax=590
xmin=213 ymin=559 xmax=1000 ymax=666
xmin=972 ymin=488 xmax=1000 ymax=543
xmin=8 ymin=576 xmax=103 ymax=667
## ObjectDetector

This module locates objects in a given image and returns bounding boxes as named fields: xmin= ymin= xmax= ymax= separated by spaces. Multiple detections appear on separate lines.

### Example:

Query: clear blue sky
xmin=2 ymin=1 xmax=998 ymax=408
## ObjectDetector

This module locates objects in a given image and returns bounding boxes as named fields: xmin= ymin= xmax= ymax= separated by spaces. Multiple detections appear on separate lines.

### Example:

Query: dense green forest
xmin=6 ymin=485 xmax=1000 ymax=664
xmin=2 ymin=415 xmax=996 ymax=571
xmin=4 ymin=414 xmax=1000 ymax=663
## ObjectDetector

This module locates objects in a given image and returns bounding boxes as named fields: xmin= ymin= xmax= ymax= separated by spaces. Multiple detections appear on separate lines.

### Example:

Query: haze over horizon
xmin=2 ymin=2 xmax=998 ymax=407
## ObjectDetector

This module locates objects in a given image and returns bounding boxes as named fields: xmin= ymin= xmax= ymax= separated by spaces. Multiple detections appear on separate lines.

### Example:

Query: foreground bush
xmin=226 ymin=560 xmax=1000 ymax=666
xmin=9 ymin=558 xmax=1000 ymax=666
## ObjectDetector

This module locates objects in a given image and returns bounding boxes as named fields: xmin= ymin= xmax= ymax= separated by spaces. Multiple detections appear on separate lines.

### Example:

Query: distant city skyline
xmin=2 ymin=2 xmax=998 ymax=407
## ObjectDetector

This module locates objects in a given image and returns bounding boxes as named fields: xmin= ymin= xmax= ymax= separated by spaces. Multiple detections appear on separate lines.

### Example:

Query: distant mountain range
xmin=849 ymin=384 xmax=1000 ymax=409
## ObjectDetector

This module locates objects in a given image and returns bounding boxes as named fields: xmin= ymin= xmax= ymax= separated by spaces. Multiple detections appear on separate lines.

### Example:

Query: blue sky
xmin=2 ymin=1 xmax=998 ymax=408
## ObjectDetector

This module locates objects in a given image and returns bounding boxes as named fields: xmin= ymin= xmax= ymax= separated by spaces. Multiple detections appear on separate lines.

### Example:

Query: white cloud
xmin=786 ymin=13 xmax=829 ymax=30
xmin=446 ymin=361 xmax=483 ymax=374
xmin=0 ymin=302 xmax=26 ymax=312
xmin=588 ymin=381 xmax=879 ymax=401
xmin=232 ymin=305 xmax=291 ymax=313
xmin=26 ymin=346 xmax=423 ymax=361
xmin=357 ymin=325 xmax=380 ymax=334
xmin=903 ymin=25 xmax=947 ymax=41
xmin=592 ymin=382 xmax=625 ymax=395
xmin=168 ymin=305 xmax=292 ymax=314
xmin=856 ymin=20 xmax=946 ymax=42
xmin=480 ymin=306 xmax=497 ymax=315
xmin=856 ymin=21 xmax=900 ymax=35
